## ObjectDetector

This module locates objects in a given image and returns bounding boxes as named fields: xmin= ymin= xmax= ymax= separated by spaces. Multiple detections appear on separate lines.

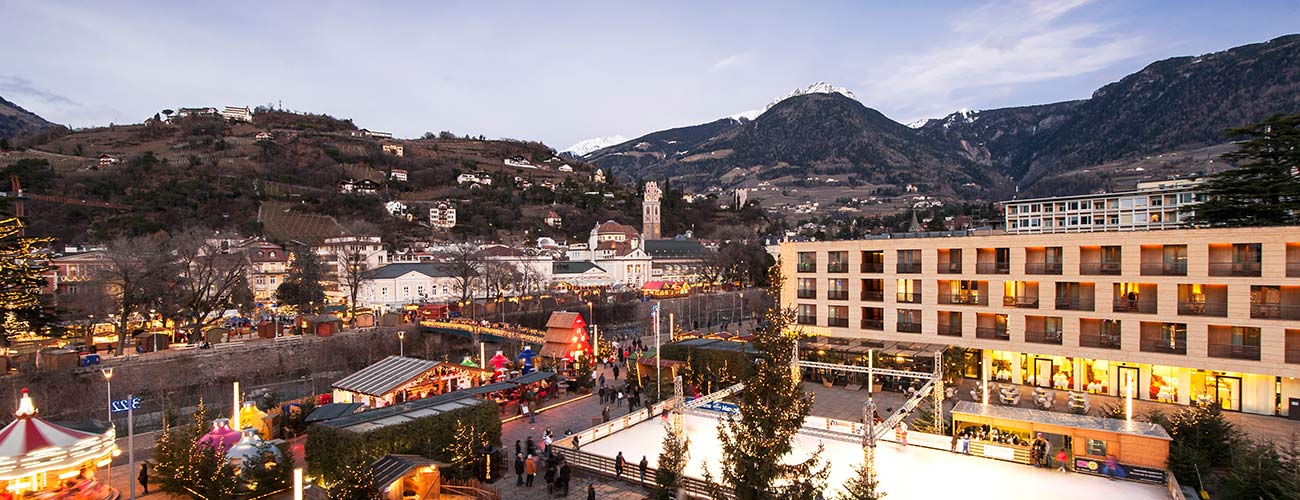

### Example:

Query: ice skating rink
xmin=578 ymin=413 xmax=1168 ymax=499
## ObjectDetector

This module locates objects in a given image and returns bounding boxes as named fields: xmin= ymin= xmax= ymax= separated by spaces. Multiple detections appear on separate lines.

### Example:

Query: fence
xmin=441 ymin=478 xmax=501 ymax=500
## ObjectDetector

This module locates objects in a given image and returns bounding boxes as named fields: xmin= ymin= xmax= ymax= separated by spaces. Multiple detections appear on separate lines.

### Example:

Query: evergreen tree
xmin=241 ymin=442 xmax=295 ymax=497
xmin=1221 ymin=440 xmax=1300 ymax=500
xmin=1146 ymin=401 xmax=1239 ymax=485
xmin=654 ymin=431 xmax=690 ymax=500
xmin=0 ymin=217 xmax=54 ymax=340
xmin=1192 ymin=113 xmax=1300 ymax=227
xmin=326 ymin=461 xmax=378 ymax=500
xmin=443 ymin=419 xmax=487 ymax=480
xmin=277 ymin=247 xmax=326 ymax=313
xmin=837 ymin=452 xmax=885 ymax=500
xmin=908 ymin=399 xmax=942 ymax=435
xmin=707 ymin=260 xmax=828 ymax=499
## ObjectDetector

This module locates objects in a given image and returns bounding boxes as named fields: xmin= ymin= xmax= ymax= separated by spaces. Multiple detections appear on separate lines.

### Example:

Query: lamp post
xmin=101 ymin=368 xmax=113 ymax=488
xmin=398 ymin=331 xmax=405 ymax=357
xmin=127 ymin=393 xmax=135 ymax=500
xmin=587 ymin=301 xmax=596 ymax=358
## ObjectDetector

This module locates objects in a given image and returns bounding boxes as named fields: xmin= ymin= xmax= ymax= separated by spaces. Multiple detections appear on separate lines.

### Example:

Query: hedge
xmin=305 ymin=399 xmax=501 ymax=482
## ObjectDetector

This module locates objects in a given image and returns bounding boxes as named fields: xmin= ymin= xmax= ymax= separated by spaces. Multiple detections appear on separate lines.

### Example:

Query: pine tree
xmin=153 ymin=401 xmax=210 ymax=494
xmin=444 ymin=419 xmax=487 ymax=480
xmin=1192 ymin=113 xmax=1300 ymax=227
xmin=326 ymin=461 xmax=378 ymax=500
xmin=837 ymin=448 xmax=885 ymax=500
xmin=654 ymin=431 xmax=690 ymax=500
xmin=708 ymin=260 xmax=828 ymax=500
xmin=908 ymin=399 xmax=941 ymax=435
xmin=0 ymin=217 xmax=54 ymax=340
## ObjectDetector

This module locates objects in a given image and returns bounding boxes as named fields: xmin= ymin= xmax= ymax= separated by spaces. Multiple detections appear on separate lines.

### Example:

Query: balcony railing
xmin=797 ymin=289 xmax=817 ymax=299
xmin=1054 ymin=297 xmax=1095 ymax=311
xmin=938 ymin=263 xmax=963 ymax=274
xmin=797 ymin=262 xmax=816 ymax=273
xmin=1025 ymin=262 xmax=1063 ymax=275
xmin=897 ymin=292 xmax=922 ymax=304
xmin=827 ymin=262 xmax=849 ymax=273
xmin=1140 ymin=339 xmax=1186 ymax=355
xmin=1003 ymin=296 xmax=1040 ymax=308
xmin=861 ymin=318 xmax=884 ymax=331
xmin=1208 ymin=261 xmax=1261 ymax=277
xmin=976 ymin=262 xmax=1010 ymax=274
xmin=862 ymin=262 xmax=884 ymax=273
xmin=1207 ymin=343 xmax=1261 ymax=361
xmin=939 ymin=294 xmax=986 ymax=306
xmin=861 ymin=290 xmax=884 ymax=302
xmin=1178 ymin=301 xmax=1228 ymax=317
xmin=937 ymin=324 xmax=962 ymax=337
xmin=1113 ymin=299 xmax=1156 ymax=314
xmin=827 ymin=317 xmax=849 ymax=328
xmin=1140 ymin=261 xmax=1187 ymax=276
xmin=1289 ymin=262 xmax=1300 ymax=278
xmin=1080 ymin=261 xmax=1122 ymax=275
xmin=797 ymin=316 xmax=817 ymax=326
xmin=1080 ymin=333 xmax=1122 ymax=349
xmin=896 ymin=262 xmax=922 ymax=274
xmin=1250 ymin=303 xmax=1300 ymax=320
xmin=827 ymin=290 xmax=849 ymax=301
xmin=1024 ymin=329 xmax=1063 ymax=345
xmin=976 ymin=327 xmax=1009 ymax=340
xmin=896 ymin=322 xmax=922 ymax=333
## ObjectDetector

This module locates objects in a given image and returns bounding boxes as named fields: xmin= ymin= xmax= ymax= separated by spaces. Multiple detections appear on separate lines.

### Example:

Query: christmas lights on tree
xmin=0 ymin=218 xmax=53 ymax=340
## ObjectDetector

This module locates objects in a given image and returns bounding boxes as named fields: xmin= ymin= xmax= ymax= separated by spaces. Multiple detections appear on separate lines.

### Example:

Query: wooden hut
xmin=540 ymin=312 xmax=592 ymax=361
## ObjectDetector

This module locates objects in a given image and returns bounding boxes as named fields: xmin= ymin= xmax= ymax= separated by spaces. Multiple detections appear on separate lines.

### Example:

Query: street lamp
xmin=398 ymin=331 xmax=405 ymax=357
xmin=100 ymin=368 xmax=113 ymax=488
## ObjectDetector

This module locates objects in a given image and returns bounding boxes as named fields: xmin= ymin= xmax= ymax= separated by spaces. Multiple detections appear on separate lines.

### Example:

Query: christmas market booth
xmin=371 ymin=454 xmax=445 ymax=500
xmin=951 ymin=401 xmax=1171 ymax=483
xmin=298 ymin=314 xmax=343 ymax=336
xmin=331 ymin=356 xmax=492 ymax=408
xmin=540 ymin=312 xmax=593 ymax=365
xmin=0 ymin=390 xmax=119 ymax=498
xmin=640 ymin=280 xmax=689 ymax=298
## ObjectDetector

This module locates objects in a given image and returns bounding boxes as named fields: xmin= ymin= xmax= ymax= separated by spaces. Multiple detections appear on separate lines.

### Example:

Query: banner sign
xmin=1073 ymin=457 xmax=1166 ymax=484
xmin=110 ymin=397 xmax=142 ymax=413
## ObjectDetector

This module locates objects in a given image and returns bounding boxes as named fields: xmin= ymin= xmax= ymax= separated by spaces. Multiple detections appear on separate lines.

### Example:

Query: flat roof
xmin=1002 ymin=183 xmax=1198 ymax=205
xmin=951 ymin=401 xmax=1171 ymax=440
xmin=322 ymin=392 xmax=489 ymax=433
xmin=673 ymin=338 xmax=760 ymax=354
xmin=331 ymin=356 xmax=440 ymax=397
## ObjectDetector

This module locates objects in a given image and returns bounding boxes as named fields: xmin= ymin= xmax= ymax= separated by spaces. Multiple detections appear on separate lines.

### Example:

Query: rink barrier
xmin=554 ymin=443 xmax=716 ymax=499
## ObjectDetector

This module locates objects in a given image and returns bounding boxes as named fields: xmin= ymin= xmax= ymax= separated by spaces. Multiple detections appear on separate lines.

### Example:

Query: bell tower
xmin=643 ymin=181 xmax=662 ymax=239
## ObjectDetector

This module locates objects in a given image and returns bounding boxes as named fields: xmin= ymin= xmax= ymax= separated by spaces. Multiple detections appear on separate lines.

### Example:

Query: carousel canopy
xmin=0 ymin=390 xmax=117 ymax=481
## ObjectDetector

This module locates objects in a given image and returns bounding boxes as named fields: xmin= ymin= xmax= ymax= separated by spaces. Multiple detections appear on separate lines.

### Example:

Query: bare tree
xmin=447 ymin=243 xmax=482 ymax=308
xmin=100 ymin=235 xmax=172 ymax=354
xmin=170 ymin=229 xmax=250 ymax=341
xmin=695 ymin=247 xmax=726 ymax=291
xmin=337 ymin=242 xmax=378 ymax=326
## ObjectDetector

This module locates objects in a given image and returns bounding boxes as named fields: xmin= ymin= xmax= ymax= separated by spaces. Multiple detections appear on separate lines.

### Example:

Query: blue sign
xmin=110 ymin=397 xmax=142 ymax=413
xmin=696 ymin=401 xmax=739 ymax=414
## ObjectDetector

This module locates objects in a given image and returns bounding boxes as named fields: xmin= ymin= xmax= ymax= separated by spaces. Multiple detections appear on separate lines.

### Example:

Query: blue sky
xmin=1 ymin=1 xmax=1296 ymax=150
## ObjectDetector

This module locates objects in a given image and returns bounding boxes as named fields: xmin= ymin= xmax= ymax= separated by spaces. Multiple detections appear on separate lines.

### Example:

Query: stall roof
xmin=459 ymin=382 xmax=518 ymax=397
xmin=305 ymin=403 xmax=365 ymax=423
xmin=674 ymin=338 xmax=760 ymax=354
xmin=332 ymin=356 xmax=440 ymax=398
xmin=951 ymin=401 xmax=1172 ymax=440
xmin=510 ymin=371 xmax=556 ymax=385
xmin=371 ymin=454 xmax=445 ymax=488
xmin=323 ymin=392 xmax=489 ymax=434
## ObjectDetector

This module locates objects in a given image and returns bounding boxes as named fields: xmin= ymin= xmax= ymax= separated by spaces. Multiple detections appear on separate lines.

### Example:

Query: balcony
xmin=897 ymin=322 xmax=922 ymax=334
xmin=1003 ymin=296 xmax=1039 ymax=308
xmin=1080 ymin=332 xmax=1122 ymax=350
xmin=1209 ymin=261 xmax=1261 ymax=277
xmin=1289 ymin=262 xmax=1300 ymax=278
xmin=1140 ymin=339 xmax=1186 ymax=355
xmin=1054 ymin=297 xmax=1095 ymax=311
xmin=1207 ymin=343 xmax=1261 ymax=361
xmin=797 ymin=315 xmax=817 ymax=326
xmin=1251 ymin=303 xmax=1300 ymax=320
xmin=1080 ymin=261 xmax=1122 ymax=276
xmin=827 ymin=263 xmax=849 ymax=273
xmin=1140 ymin=261 xmax=1187 ymax=276
xmin=1024 ymin=329 xmax=1063 ymax=345
xmin=862 ymin=262 xmax=884 ymax=273
xmin=976 ymin=262 xmax=1010 ymax=275
xmin=1178 ymin=301 xmax=1228 ymax=317
xmin=797 ymin=289 xmax=817 ymax=299
xmin=939 ymin=294 xmax=986 ymax=306
xmin=896 ymin=262 xmax=922 ymax=274
xmin=1025 ymin=262 xmax=1063 ymax=275
xmin=861 ymin=290 xmax=884 ymax=302
xmin=827 ymin=317 xmax=849 ymax=328
xmin=939 ymin=263 xmax=963 ymax=274
xmin=897 ymin=292 xmax=922 ymax=304
xmin=797 ymin=262 xmax=816 ymax=273
xmin=1113 ymin=299 xmax=1156 ymax=314
xmin=861 ymin=318 xmax=884 ymax=331
xmin=976 ymin=327 xmax=1009 ymax=340
xmin=827 ymin=290 xmax=849 ymax=301
xmin=937 ymin=324 xmax=962 ymax=337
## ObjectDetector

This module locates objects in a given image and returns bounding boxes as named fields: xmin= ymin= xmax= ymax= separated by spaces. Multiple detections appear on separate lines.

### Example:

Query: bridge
xmin=418 ymin=320 xmax=546 ymax=344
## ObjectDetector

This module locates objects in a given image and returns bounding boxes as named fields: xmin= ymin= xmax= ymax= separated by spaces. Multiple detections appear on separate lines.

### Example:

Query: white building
xmin=316 ymin=236 xmax=387 ymax=303
xmin=221 ymin=106 xmax=253 ymax=122
xmin=1003 ymin=178 xmax=1203 ymax=234
xmin=356 ymin=263 xmax=459 ymax=308
xmin=382 ymin=143 xmax=404 ymax=157
xmin=593 ymin=169 xmax=606 ymax=184
xmin=456 ymin=173 xmax=493 ymax=187
xmin=390 ymin=169 xmax=408 ymax=182
xmin=429 ymin=202 xmax=457 ymax=229
xmin=545 ymin=211 xmax=562 ymax=228
xmin=385 ymin=200 xmax=409 ymax=218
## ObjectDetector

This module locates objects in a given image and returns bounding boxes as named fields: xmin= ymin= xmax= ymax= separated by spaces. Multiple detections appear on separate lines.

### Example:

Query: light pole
xmin=398 ymin=331 xmax=405 ymax=357
xmin=587 ymin=301 xmax=596 ymax=359
xmin=101 ymin=368 xmax=113 ymax=488
xmin=127 ymin=392 xmax=135 ymax=500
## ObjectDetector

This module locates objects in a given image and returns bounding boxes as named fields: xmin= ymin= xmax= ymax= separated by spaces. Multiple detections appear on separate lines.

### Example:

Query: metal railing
xmin=827 ymin=318 xmax=849 ymax=328
xmin=1208 ymin=261 xmax=1261 ymax=277
xmin=1054 ymin=297 xmax=1094 ymax=311
xmin=1251 ymin=303 xmax=1300 ymax=320
xmin=1289 ymin=262 xmax=1300 ymax=278
xmin=938 ymin=263 xmax=962 ymax=274
xmin=1113 ymin=299 xmax=1156 ymax=314
xmin=861 ymin=318 xmax=884 ymax=331
xmin=861 ymin=262 xmax=884 ymax=273
xmin=1140 ymin=339 xmax=1186 ymax=355
xmin=976 ymin=262 xmax=1010 ymax=274
xmin=1207 ymin=343 xmax=1260 ymax=361
xmin=896 ymin=262 xmax=922 ymax=274
xmin=976 ymin=327 xmax=1009 ymax=340
xmin=896 ymin=322 xmax=922 ymax=333
xmin=896 ymin=292 xmax=922 ymax=304
xmin=1178 ymin=301 xmax=1228 ymax=317
xmin=1024 ymin=262 xmax=1063 ymax=275
xmin=1079 ymin=261 xmax=1121 ymax=275
xmin=797 ymin=261 xmax=816 ymax=273
xmin=1140 ymin=261 xmax=1187 ymax=276
xmin=861 ymin=290 xmax=884 ymax=301
xmin=1002 ymin=296 xmax=1039 ymax=308
xmin=827 ymin=290 xmax=849 ymax=301
xmin=937 ymin=324 xmax=962 ymax=337
xmin=797 ymin=316 xmax=817 ymax=326
xmin=1079 ymin=333 xmax=1122 ymax=349
xmin=1024 ymin=329 xmax=1063 ymax=345
xmin=939 ymin=294 xmax=986 ymax=306
xmin=1286 ymin=349 xmax=1300 ymax=364
xmin=827 ymin=263 xmax=849 ymax=273
xmin=796 ymin=289 xmax=817 ymax=299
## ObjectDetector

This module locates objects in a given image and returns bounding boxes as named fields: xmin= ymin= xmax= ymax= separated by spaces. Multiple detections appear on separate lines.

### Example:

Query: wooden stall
xmin=372 ymin=454 xmax=444 ymax=500
xmin=331 ymin=355 xmax=492 ymax=409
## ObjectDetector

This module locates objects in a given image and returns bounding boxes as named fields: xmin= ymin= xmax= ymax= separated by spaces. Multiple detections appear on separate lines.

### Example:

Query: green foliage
xmin=837 ymin=453 xmax=885 ymax=500
xmin=239 ymin=443 xmax=295 ymax=497
xmin=277 ymin=248 xmax=326 ymax=313
xmin=1146 ymin=401 xmax=1239 ymax=487
xmin=2 ymin=158 xmax=58 ymax=192
xmin=658 ymin=345 xmax=754 ymax=394
xmin=152 ymin=402 xmax=240 ymax=499
xmin=1221 ymin=438 xmax=1300 ymax=500
xmin=443 ymin=419 xmax=488 ymax=480
xmin=305 ymin=401 xmax=501 ymax=483
xmin=908 ymin=399 xmax=942 ymax=435
xmin=708 ymin=261 xmax=828 ymax=499
xmin=1193 ymin=113 xmax=1300 ymax=227
xmin=654 ymin=432 xmax=690 ymax=500
xmin=0 ymin=217 xmax=56 ymax=338
xmin=325 ymin=461 xmax=378 ymax=500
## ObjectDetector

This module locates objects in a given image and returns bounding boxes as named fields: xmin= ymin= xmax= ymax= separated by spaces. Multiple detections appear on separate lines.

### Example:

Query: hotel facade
xmin=780 ymin=227 xmax=1300 ymax=416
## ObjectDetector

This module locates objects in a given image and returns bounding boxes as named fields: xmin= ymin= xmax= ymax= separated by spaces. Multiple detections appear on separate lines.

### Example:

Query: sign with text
xmin=110 ymin=397 xmax=142 ymax=414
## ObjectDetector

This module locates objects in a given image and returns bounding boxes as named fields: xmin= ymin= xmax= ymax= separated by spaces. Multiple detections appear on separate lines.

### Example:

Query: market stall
xmin=0 ymin=390 xmax=119 ymax=498
xmin=331 ymin=356 xmax=492 ymax=408
xmin=540 ymin=312 xmax=592 ymax=366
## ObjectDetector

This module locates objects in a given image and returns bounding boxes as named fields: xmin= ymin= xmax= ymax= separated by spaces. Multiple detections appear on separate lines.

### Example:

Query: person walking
xmin=545 ymin=461 xmax=557 ymax=494
xmin=599 ymin=373 xmax=606 ymax=388
xmin=617 ymin=389 xmax=625 ymax=408
xmin=1031 ymin=433 xmax=1049 ymax=468
xmin=1055 ymin=449 xmax=1069 ymax=472
xmin=525 ymin=454 xmax=537 ymax=487
xmin=615 ymin=452 xmax=625 ymax=478
xmin=138 ymin=463 xmax=150 ymax=495
xmin=515 ymin=453 xmax=526 ymax=486
xmin=960 ymin=434 xmax=971 ymax=454
xmin=516 ymin=439 xmax=522 ymax=457
xmin=560 ymin=460 xmax=572 ymax=496
xmin=602 ymin=405 xmax=611 ymax=423
xmin=613 ymin=363 xmax=620 ymax=380
xmin=587 ymin=484 xmax=596 ymax=500
xmin=639 ymin=456 xmax=648 ymax=486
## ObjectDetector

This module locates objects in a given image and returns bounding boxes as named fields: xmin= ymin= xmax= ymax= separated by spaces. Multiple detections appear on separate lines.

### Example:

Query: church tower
xmin=643 ymin=181 xmax=662 ymax=239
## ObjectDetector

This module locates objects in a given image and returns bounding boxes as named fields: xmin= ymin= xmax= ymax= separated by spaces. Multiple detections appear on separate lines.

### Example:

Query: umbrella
xmin=460 ymin=356 xmax=480 ymax=368
xmin=489 ymin=351 xmax=511 ymax=371
xmin=517 ymin=346 xmax=537 ymax=374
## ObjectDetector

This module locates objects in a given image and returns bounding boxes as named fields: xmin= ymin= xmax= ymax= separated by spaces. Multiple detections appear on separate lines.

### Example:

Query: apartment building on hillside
xmin=1003 ymin=178 xmax=1203 ymax=234
xmin=780 ymin=226 xmax=1300 ymax=416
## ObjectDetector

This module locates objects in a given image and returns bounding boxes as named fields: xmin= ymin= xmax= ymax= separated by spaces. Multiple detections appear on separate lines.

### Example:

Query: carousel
xmin=0 ymin=390 xmax=119 ymax=499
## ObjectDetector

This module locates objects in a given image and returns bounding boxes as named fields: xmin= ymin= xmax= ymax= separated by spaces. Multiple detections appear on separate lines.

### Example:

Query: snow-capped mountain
xmin=725 ymin=81 xmax=859 ymax=123
xmin=563 ymin=135 xmax=628 ymax=157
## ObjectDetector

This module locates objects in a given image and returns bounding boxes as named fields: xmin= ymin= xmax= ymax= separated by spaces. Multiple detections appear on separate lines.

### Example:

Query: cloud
xmin=0 ymin=75 xmax=79 ymax=106
xmin=863 ymin=0 xmax=1145 ymax=121
xmin=709 ymin=52 xmax=751 ymax=72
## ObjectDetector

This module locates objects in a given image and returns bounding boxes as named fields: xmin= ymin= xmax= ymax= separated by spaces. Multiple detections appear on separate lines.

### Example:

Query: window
xmin=827 ymin=251 xmax=848 ymax=273
xmin=828 ymin=306 xmax=849 ymax=327
xmin=897 ymin=250 xmax=921 ymax=273
xmin=896 ymin=279 xmax=921 ymax=303
xmin=798 ymin=252 xmax=816 ymax=273
xmin=828 ymin=279 xmax=848 ymax=300
xmin=269 ymin=277 xmax=276 ymax=285
xmin=797 ymin=278 xmax=817 ymax=299
xmin=797 ymin=304 xmax=816 ymax=325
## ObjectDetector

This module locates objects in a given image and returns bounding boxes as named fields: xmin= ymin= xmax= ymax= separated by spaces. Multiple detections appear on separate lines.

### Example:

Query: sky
xmin=1 ymin=1 xmax=1297 ymax=150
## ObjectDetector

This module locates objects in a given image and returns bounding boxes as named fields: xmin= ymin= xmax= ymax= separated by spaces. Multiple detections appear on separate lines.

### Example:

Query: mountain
xmin=0 ymin=96 xmax=57 ymax=141
xmin=725 ymin=81 xmax=859 ymax=123
xmin=563 ymin=135 xmax=628 ymax=156
xmin=590 ymin=34 xmax=1300 ymax=201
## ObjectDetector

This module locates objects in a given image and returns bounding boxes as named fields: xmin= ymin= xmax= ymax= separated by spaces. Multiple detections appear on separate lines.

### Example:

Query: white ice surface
xmin=579 ymin=413 xmax=1168 ymax=499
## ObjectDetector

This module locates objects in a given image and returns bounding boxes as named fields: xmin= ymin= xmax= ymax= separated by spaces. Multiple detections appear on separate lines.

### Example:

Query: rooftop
xmin=322 ymin=392 xmax=488 ymax=434
xmin=363 ymin=262 xmax=458 ymax=280
xmin=951 ymin=401 xmax=1172 ymax=440
xmin=331 ymin=355 xmax=440 ymax=397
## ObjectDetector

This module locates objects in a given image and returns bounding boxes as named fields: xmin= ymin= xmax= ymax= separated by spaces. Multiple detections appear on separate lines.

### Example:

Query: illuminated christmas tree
xmin=444 ymin=419 xmax=487 ymax=480
xmin=0 ymin=217 xmax=53 ymax=340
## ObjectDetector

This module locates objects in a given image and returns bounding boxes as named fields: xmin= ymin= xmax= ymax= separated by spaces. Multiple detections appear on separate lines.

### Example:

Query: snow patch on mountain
xmin=727 ymin=109 xmax=763 ymax=122
xmin=564 ymin=135 xmax=629 ymax=156
xmin=722 ymin=81 xmax=858 ymax=123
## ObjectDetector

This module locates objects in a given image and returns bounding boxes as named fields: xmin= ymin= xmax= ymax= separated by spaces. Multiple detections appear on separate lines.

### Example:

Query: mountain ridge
xmin=0 ymin=96 xmax=58 ymax=141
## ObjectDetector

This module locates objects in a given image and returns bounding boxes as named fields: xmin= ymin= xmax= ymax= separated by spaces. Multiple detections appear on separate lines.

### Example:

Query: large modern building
xmin=1003 ymin=178 xmax=1203 ymax=234
xmin=780 ymin=226 xmax=1300 ymax=416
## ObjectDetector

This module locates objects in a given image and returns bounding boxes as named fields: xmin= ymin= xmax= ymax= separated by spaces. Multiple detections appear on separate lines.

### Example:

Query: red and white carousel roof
xmin=0 ymin=389 xmax=118 ymax=481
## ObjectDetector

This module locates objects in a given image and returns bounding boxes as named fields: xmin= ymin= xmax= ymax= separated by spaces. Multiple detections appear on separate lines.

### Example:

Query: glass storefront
xmin=1149 ymin=365 xmax=1180 ymax=403
xmin=1191 ymin=369 xmax=1242 ymax=411
xmin=1082 ymin=359 xmax=1109 ymax=393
